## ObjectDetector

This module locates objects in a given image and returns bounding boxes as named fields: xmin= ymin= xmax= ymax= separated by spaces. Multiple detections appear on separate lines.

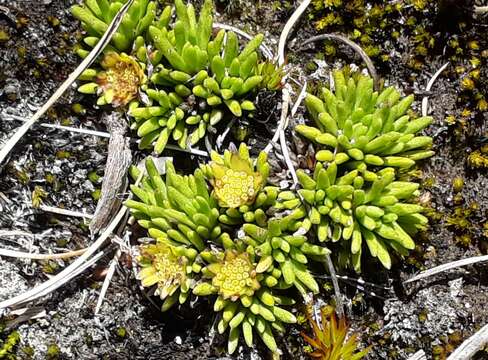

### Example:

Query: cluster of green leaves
xmin=72 ymin=0 xmax=157 ymax=56
xmin=72 ymin=0 xmax=281 ymax=152
xmin=125 ymin=144 xmax=331 ymax=354
xmin=292 ymin=69 xmax=432 ymax=272
xmin=297 ymin=70 xmax=434 ymax=169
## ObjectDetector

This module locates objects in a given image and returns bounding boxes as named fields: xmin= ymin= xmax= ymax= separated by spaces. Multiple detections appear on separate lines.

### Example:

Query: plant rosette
xmin=193 ymin=249 xmax=297 ymax=354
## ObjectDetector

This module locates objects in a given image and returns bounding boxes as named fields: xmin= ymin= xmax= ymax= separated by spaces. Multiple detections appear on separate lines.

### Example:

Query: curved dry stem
xmin=39 ymin=205 xmax=93 ymax=219
xmin=0 ymin=248 xmax=86 ymax=261
xmin=94 ymin=248 xmax=121 ymax=315
xmin=474 ymin=5 xmax=488 ymax=14
xmin=0 ymin=172 xmax=143 ymax=310
xmin=0 ymin=230 xmax=34 ymax=239
xmin=277 ymin=0 xmax=311 ymax=65
xmin=301 ymin=33 xmax=380 ymax=91
xmin=3 ymin=113 xmax=209 ymax=157
xmin=324 ymin=253 xmax=344 ymax=318
xmin=213 ymin=22 xmax=274 ymax=60
xmin=404 ymin=255 xmax=488 ymax=284
xmin=24 ymin=250 xmax=107 ymax=305
xmin=407 ymin=350 xmax=427 ymax=360
xmin=447 ymin=324 xmax=488 ymax=359
xmin=268 ymin=0 xmax=310 ymax=163
xmin=263 ymin=81 xmax=307 ymax=154
xmin=2 ymin=113 xmax=112 ymax=138
xmin=278 ymin=87 xmax=299 ymax=186
xmin=0 ymin=0 xmax=135 ymax=166
xmin=421 ymin=62 xmax=449 ymax=116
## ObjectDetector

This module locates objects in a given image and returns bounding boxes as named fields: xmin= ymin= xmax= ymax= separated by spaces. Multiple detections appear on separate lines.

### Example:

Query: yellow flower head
xmin=208 ymin=251 xmax=260 ymax=301
xmin=210 ymin=152 xmax=263 ymax=208
xmin=137 ymin=243 xmax=187 ymax=300
xmin=97 ymin=52 xmax=145 ymax=107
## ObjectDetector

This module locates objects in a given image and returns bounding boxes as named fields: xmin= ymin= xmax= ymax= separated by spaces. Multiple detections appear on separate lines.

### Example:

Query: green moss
xmin=21 ymin=346 xmax=35 ymax=358
xmin=468 ymin=145 xmax=488 ymax=168
xmin=42 ymin=260 xmax=59 ymax=274
xmin=17 ymin=46 xmax=27 ymax=59
xmin=60 ymin=118 xmax=73 ymax=126
xmin=46 ymin=343 xmax=60 ymax=360
xmin=422 ymin=176 xmax=436 ymax=189
xmin=55 ymin=150 xmax=71 ymax=159
xmin=55 ymin=238 xmax=69 ymax=247
xmin=45 ymin=173 xmax=55 ymax=184
xmin=47 ymin=16 xmax=60 ymax=27
xmin=418 ymin=309 xmax=428 ymax=322
xmin=232 ymin=122 xmax=250 ymax=142
xmin=88 ymin=171 xmax=100 ymax=184
xmin=0 ymin=331 xmax=20 ymax=359
xmin=115 ymin=327 xmax=127 ymax=338
xmin=369 ymin=322 xmax=381 ymax=332
xmin=91 ymin=189 xmax=101 ymax=201
xmin=452 ymin=177 xmax=464 ymax=193
xmin=77 ymin=222 xmax=89 ymax=232
xmin=32 ymin=185 xmax=48 ymax=208
xmin=0 ymin=29 xmax=10 ymax=43
xmin=71 ymin=103 xmax=86 ymax=115
xmin=84 ymin=334 xmax=93 ymax=346
xmin=15 ymin=168 xmax=30 ymax=185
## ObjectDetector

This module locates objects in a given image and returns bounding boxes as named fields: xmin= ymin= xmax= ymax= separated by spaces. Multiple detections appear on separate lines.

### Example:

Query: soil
xmin=0 ymin=0 xmax=487 ymax=359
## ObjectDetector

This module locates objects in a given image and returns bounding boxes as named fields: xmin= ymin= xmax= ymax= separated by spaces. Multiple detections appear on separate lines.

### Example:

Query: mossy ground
xmin=0 ymin=0 xmax=487 ymax=359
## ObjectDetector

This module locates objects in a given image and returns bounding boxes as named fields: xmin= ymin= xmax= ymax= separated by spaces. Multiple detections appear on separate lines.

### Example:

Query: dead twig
xmin=89 ymin=112 xmax=131 ymax=236
xmin=404 ymin=255 xmax=488 ymax=284
xmin=2 ymin=113 xmax=209 ymax=157
xmin=277 ymin=88 xmax=297 ymax=185
xmin=0 ymin=247 xmax=86 ymax=260
xmin=0 ymin=230 xmax=34 ymax=239
xmin=447 ymin=324 xmax=488 ymax=359
xmin=263 ymin=81 xmax=307 ymax=154
xmin=277 ymin=0 xmax=311 ymax=66
xmin=422 ymin=62 xmax=449 ymax=117
xmin=5 ymin=307 xmax=46 ymax=330
xmin=39 ymin=205 xmax=93 ymax=219
xmin=213 ymin=22 xmax=274 ymax=60
xmin=94 ymin=248 xmax=121 ymax=315
xmin=300 ymin=33 xmax=379 ymax=91
xmin=267 ymin=0 xmax=309 ymax=175
xmin=2 ymin=113 xmax=112 ymax=138
xmin=324 ymin=254 xmax=344 ymax=318
xmin=0 ymin=0 xmax=135 ymax=166
xmin=407 ymin=350 xmax=427 ymax=360
xmin=474 ymin=5 xmax=488 ymax=15
xmin=0 ymin=172 xmax=143 ymax=310
xmin=275 ymin=0 xmax=345 ymax=318
xmin=27 ymin=250 xmax=107 ymax=304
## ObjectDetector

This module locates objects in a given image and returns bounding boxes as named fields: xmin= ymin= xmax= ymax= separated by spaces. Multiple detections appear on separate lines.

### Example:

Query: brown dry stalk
xmin=89 ymin=112 xmax=132 ymax=236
